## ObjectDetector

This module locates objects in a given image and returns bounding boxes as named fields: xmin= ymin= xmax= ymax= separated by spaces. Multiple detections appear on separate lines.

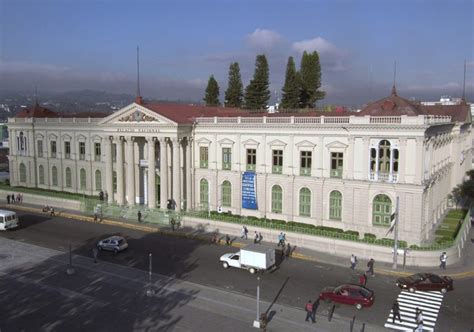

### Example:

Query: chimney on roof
xmin=135 ymin=46 xmax=143 ymax=104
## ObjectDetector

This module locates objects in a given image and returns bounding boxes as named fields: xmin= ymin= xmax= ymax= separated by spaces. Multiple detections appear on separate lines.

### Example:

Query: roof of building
xmin=358 ymin=86 xmax=425 ymax=116
xmin=15 ymin=103 xmax=58 ymax=118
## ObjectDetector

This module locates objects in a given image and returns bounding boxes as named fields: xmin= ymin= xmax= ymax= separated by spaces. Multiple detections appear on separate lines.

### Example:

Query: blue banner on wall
xmin=242 ymin=171 xmax=258 ymax=210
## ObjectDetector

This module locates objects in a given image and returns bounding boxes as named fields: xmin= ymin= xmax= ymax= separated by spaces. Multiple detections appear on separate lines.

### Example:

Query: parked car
xmin=396 ymin=273 xmax=453 ymax=294
xmin=319 ymin=284 xmax=375 ymax=310
xmin=97 ymin=236 xmax=128 ymax=253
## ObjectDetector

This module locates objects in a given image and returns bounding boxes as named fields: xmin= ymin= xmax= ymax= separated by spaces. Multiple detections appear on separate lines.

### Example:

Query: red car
xmin=396 ymin=273 xmax=454 ymax=294
xmin=319 ymin=284 xmax=375 ymax=310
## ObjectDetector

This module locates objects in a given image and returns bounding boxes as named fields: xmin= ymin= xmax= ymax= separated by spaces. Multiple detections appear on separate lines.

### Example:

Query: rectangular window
xmin=113 ymin=171 xmax=117 ymax=193
xmin=50 ymin=141 xmax=57 ymax=158
xmin=300 ymin=151 xmax=311 ymax=176
xmin=95 ymin=143 xmax=101 ymax=161
xmin=64 ymin=141 xmax=71 ymax=159
xmin=272 ymin=150 xmax=283 ymax=174
xmin=330 ymin=152 xmax=343 ymax=178
xmin=246 ymin=148 xmax=256 ymax=171
xmin=112 ymin=144 xmax=117 ymax=162
xmin=37 ymin=140 xmax=43 ymax=157
xmin=200 ymin=146 xmax=209 ymax=168
xmin=79 ymin=142 xmax=86 ymax=160
xmin=222 ymin=148 xmax=232 ymax=170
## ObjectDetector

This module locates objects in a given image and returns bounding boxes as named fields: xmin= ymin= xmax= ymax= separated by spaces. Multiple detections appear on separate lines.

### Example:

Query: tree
xmin=204 ymin=75 xmax=220 ymax=106
xmin=224 ymin=62 xmax=243 ymax=108
xmin=449 ymin=170 xmax=474 ymax=208
xmin=244 ymin=54 xmax=271 ymax=111
xmin=281 ymin=56 xmax=300 ymax=110
xmin=299 ymin=51 xmax=325 ymax=108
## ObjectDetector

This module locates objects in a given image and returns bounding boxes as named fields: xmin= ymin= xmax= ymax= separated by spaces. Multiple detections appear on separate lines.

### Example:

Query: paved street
xmin=0 ymin=210 xmax=473 ymax=331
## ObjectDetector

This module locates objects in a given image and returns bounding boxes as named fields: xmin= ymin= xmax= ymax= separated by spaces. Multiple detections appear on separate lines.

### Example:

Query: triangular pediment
xmin=218 ymin=138 xmax=235 ymax=145
xmin=196 ymin=137 xmax=211 ymax=145
xmin=326 ymin=141 xmax=348 ymax=149
xmin=99 ymin=103 xmax=176 ymax=125
xmin=242 ymin=138 xmax=260 ymax=146
xmin=268 ymin=139 xmax=287 ymax=147
xmin=295 ymin=140 xmax=316 ymax=148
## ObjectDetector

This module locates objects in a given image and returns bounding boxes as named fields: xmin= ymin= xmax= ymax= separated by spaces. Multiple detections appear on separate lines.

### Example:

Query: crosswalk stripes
xmin=384 ymin=290 xmax=444 ymax=331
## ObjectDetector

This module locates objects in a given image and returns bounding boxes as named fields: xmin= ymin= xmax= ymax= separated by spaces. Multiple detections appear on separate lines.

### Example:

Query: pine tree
xmin=224 ymin=62 xmax=243 ymax=108
xmin=204 ymin=75 xmax=220 ymax=106
xmin=244 ymin=54 xmax=271 ymax=111
xmin=281 ymin=56 xmax=300 ymax=110
xmin=299 ymin=51 xmax=325 ymax=108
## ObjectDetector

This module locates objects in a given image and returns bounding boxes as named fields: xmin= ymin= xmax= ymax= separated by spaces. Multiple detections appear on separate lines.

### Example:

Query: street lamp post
xmin=146 ymin=252 xmax=154 ymax=296
xmin=253 ymin=276 xmax=261 ymax=328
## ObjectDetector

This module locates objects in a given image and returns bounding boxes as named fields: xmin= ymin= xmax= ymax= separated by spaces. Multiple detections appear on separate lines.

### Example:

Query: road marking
xmin=384 ymin=289 xmax=445 ymax=331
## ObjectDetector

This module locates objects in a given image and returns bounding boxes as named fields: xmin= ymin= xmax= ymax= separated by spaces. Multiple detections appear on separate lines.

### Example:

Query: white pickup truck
xmin=220 ymin=244 xmax=276 ymax=274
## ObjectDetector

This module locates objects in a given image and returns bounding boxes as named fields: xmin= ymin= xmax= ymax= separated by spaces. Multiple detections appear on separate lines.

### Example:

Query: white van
xmin=0 ymin=210 xmax=19 ymax=230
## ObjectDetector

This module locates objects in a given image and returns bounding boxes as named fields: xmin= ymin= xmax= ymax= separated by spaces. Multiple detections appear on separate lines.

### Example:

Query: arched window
xmin=200 ymin=179 xmax=209 ymax=209
xmin=221 ymin=180 xmax=231 ymax=207
xmin=95 ymin=170 xmax=102 ymax=191
xmin=372 ymin=194 xmax=392 ymax=226
xmin=19 ymin=163 xmax=26 ymax=182
xmin=299 ymin=187 xmax=311 ymax=217
xmin=378 ymin=140 xmax=391 ymax=173
xmin=65 ymin=167 xmax=72 ymax=188
xmin=271 ymin=185 xmax=283 ymax=213
xmin=80 ymin=168 xmax=86 ymax=190
xmin=329 ymin=190 xmax=342 ymax=220
xmin=113 ymin=171 xmax=117 ymax=193
xmin=38 ymin=165 xmax=45 ymax=185
xmin=51 ymin=166 xmax=58 ymax=186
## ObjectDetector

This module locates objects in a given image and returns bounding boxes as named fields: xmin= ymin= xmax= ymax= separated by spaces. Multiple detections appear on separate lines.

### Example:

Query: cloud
xmin=246 ymin=29 xmax=284 ymax=51
xmin=291 ymin=37 xmax=348 ymax=72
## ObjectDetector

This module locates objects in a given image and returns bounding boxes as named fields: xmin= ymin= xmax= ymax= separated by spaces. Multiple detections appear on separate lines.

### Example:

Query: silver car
xmin=97 ymin=236 xmax=128 ymax=253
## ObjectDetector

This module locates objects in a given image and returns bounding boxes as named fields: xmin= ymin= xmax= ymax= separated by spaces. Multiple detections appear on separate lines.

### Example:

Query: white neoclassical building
xmin=7 ymin=89 xmax=472 ymax=245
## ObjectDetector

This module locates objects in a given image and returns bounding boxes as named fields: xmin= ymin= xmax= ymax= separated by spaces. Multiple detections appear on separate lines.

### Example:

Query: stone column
xmin=186 ymin=138 xmax=192 ymax=211
xmin=159 ymin=138 xmax=168 ymax=209
xmin=172 ymin=138 xmax=181 ymax=212
xmin=116 ymin=136 xmax=125 ymax=205
xmin=148 ymin=137 xmax=156 ymax=209
xmin=398 ymin=138 xmax=406 ymax=183
xmin=415 ymin=137 xmax=424 ymax=185
xmin=126 ymin=137 xmax=135 ymax=205
xmin=105 ymin=136 xmax=114 ymax=203
xmin=347 ymin=136 xmax=354 ymax=179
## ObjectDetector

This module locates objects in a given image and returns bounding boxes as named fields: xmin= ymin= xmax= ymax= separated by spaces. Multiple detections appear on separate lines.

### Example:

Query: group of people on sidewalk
xmin=6 ymin=193 xmax=23 ymax=204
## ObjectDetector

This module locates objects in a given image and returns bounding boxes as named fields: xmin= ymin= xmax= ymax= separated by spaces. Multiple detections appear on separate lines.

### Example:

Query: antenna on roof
xmin=462 ymin=59 xmax=466 ymax=101
xmin=135 ymin=46 xmax=143 ymax=104
xmin=34 ymin=85 xmax=38 ymax=106
xmin=391 ymin=61 xmax=397 ymax=96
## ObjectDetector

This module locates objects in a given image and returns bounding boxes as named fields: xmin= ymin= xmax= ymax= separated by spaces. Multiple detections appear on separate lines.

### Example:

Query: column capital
xmin=114 ymin=135 xmax=125 ymax=142
xmin=126 ymin=136 xmax=135 ymax=143
xmin=147 ymin=136 xmax=158 ymax=143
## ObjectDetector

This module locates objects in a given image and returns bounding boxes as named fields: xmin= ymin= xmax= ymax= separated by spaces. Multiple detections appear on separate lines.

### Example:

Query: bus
xmin=0 ymin=210 xmax=19 ymax=230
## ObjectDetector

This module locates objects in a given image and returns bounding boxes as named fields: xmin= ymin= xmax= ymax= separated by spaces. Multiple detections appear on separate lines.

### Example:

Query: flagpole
xmin=392 ymin=196 xmax=399 ymax=269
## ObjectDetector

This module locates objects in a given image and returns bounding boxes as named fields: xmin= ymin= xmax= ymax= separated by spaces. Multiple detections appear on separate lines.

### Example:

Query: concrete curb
xmin=6 ymin=204 xmax=474 ymax=279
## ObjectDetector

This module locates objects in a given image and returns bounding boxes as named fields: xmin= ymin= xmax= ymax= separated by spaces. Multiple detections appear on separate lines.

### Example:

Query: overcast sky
xmin=1 ymin=0 xmax=473 ymax=105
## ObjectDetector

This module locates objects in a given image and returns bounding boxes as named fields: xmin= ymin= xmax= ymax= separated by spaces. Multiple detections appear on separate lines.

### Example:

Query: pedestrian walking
xmin=10 ymin=194 xmax=15 ymax=204
xmin=254 ymin=231 xmax=259 ymax=244
xmin=104 ymin=191 xmax=109 ymax=202
xmin=19 ymin=193 xmax=23 ymax=203
xmin=94 ymin=213 xmax=98 ymax=222
xmin=244 ymin=226 xmax=248 ymax=239
xmin=170 ymin=218 xmax=176 ymax=231
xmin=277 ymin=232 xmax=286 ymax=247
xmin=211 ymin=232 xmax=218 ymax=244
xmin=305 ymin=300 xmax=316 ymax=323
xmin=241 ymin=226 xmax=246 ymax=239
xmin=99 ymin=190 xmax=104 ymax=202
xmin=439 ymin=251 xmax=447 ymax=270
xmin=391 ymin=300 xmax=402 ymax=323
xmin=225 ymin=234 xmax=231 ymax=246
xmin=16 ymin=193 xmax=21 ymax=203
xmin=367 ymin=258 xmax=375 ymax=276
xmin=50 ymin=207 xmax=55 ymax=216
xmin=414 ymin=308 xmax=423 ymax=332
xmin=258 ymin=232 xmax=263 ymax=244
xmin=6 ymin=195 xmax=10 ymax=204
xmin=359 ymin=273 xmax=367 ymax=287
xmin=138 ymin=211 xmax=142 ymax=223
xmin=350 ymin=254 xmax=358 ymax=270
xmin=92 ymin=247 xmax=98 ymax=264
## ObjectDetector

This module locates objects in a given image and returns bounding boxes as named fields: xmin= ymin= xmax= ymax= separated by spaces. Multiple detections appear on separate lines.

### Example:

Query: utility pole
xmin=253 ymin=276 xmax=261 ymax=328
xmin=146 ymin=253 xmax=154 ymax=296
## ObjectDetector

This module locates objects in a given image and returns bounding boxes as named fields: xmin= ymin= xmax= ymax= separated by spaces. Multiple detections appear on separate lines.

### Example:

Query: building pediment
xmin=218 ymin=138 xmax=235 ymax=145
xmin=196 ymin=137 xmax=211 ymax=145
xmin=295 ymin=140 xmax=316 ymax=148
xmin=268 ymin=139 xmax=287 ymax=147
xmin=98 ymin=103 xmax=176 ymax=125
xmin=326 ymin=141 xmax=348 ymax=149
xmin=242 ymin=138 xmax=260 ymax=146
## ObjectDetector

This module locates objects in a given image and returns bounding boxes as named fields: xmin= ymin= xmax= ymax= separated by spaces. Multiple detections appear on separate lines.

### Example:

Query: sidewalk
xmin=3 ymin=202 xmax=474 ymax=279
